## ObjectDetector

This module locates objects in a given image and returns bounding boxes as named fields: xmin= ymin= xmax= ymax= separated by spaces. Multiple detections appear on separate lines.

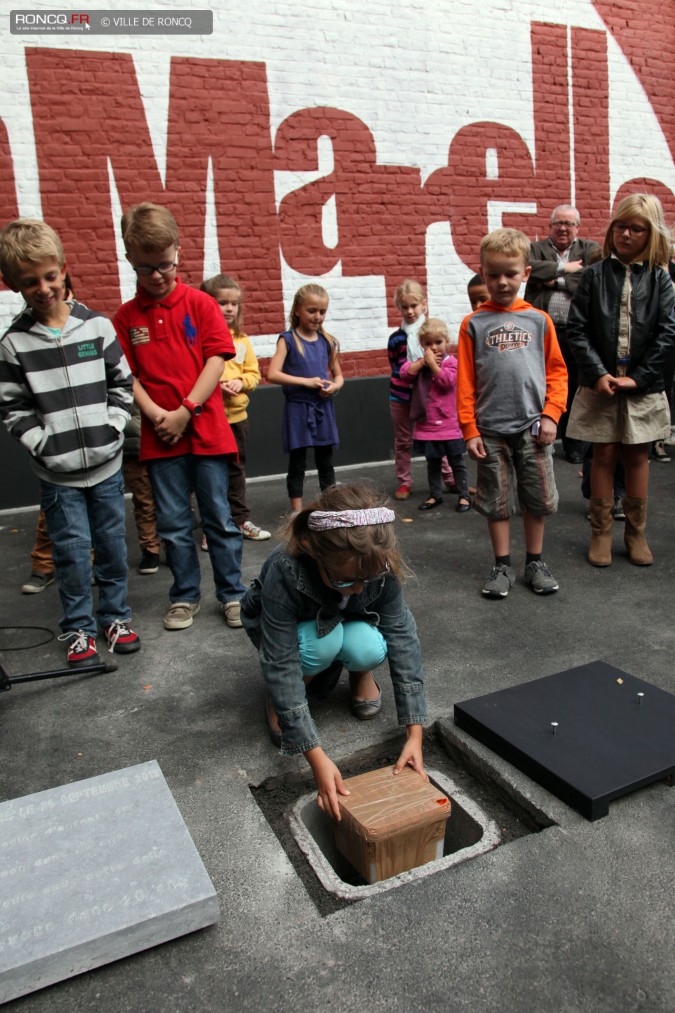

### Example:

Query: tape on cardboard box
xmin=334 ymin=766 xmax=450 ymax=883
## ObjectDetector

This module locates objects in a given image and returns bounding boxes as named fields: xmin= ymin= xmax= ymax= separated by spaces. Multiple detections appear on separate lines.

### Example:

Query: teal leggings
xmin=297 ymin=620 xmax=387 ymax=676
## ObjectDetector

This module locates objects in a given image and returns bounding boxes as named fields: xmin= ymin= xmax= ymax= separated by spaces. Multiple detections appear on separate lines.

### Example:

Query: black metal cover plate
xmin=454 ymin=661 xmax=675 ymax=820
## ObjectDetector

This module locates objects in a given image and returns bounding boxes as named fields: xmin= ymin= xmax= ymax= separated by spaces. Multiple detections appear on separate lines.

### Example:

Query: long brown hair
xmin=285 ymin=483 xmax=407 ymax=582
xmin=288 ymin=283 xmax=339 ymax=361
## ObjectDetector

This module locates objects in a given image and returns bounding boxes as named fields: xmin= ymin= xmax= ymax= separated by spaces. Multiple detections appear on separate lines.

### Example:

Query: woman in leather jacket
xmin=240 ymin=483 xmax=428 ymax=821
xmin=566 ymin=193 xmax=675 ymax=567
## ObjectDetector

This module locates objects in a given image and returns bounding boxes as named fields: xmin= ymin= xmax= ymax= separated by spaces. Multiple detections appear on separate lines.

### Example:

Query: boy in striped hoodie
xmin=0 ymin=219 xmax=141 ymax=665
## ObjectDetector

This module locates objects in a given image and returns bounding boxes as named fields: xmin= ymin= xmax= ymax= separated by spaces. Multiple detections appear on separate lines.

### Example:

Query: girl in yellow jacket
xmin=201 ymin=274 xmax=271 ymax=541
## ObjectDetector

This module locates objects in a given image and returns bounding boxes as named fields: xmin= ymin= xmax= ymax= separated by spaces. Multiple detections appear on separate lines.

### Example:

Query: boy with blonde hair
xmin=113 ymin=203 xmax=245 ymax=631
xmin=457 ymin=228 xmax=567 ymax=598
xmin=0 ymin=218 xmax=140 ymax=664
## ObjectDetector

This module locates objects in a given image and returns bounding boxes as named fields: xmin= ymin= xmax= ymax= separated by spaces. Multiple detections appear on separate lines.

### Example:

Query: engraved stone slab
xmin=0 ymin=761 xmax=219 ymax=1003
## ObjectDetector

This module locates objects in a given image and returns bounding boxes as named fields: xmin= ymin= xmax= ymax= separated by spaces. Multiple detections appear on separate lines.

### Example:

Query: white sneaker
xmin=164 ymin=602 xmax=200 ymax=630
xmin=240 ymin=520 xmax=271 ymax=541
xmin=223 ymin=600 xmax=243 ymax=628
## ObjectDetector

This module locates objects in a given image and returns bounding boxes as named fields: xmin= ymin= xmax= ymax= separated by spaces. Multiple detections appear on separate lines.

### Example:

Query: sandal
xmin=418 ymin=497 xmax=443 ymax=511
xmin=652 ymin=441 xmax=671 ymax=463
xmin=456 ymin=496 xmax=472 ymax=512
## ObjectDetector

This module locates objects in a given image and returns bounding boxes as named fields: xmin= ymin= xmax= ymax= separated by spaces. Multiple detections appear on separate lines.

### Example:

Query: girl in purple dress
xmin=267 ymin=284 xmax=344 ymax=511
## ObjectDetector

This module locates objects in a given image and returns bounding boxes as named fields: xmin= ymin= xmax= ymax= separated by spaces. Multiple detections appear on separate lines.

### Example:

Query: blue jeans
xmin=40 ymin=470 xmax=130 ymax=636
xmin=148 ymin=454 xmax=245 ymax=603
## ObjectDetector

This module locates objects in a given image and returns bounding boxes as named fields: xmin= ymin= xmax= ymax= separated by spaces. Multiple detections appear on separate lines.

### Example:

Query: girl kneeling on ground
xmin=240 ymin=483 xmax=428 ymax=820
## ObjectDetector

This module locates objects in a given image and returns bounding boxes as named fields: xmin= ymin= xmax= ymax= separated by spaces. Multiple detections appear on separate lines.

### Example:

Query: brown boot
xmin=588 ymin=498 xmax=614 ymax=566
xmin=623 ymin=496 xmax=653 ymax=565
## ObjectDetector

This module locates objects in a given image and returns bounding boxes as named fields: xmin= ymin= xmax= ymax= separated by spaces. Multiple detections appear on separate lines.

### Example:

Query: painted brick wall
xmin=0 ymin=0 xmax=674 ymax=506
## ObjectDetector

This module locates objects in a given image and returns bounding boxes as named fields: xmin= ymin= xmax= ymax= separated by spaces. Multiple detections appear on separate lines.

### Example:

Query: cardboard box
xmin=334 ymin=766 xmax=451 ymax=883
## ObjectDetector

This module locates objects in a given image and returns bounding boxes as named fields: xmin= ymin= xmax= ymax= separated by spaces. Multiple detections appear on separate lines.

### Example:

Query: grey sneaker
xmin=138 ymin=550 xmax=159 ymax=575
xmin=21 ymin=571 xmax=55 ymax=594
xmin=164 ymin=602 xmax=200 ymax=630
xmin=223 ymin=600 xmax=243 ymax=628
xmin=523 ymin=560 xmax=559 ymax=595
xmin=482 ymin=564 xmax=516 ymax=598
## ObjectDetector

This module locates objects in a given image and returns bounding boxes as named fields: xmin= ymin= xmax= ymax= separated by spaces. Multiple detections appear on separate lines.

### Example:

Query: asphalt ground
xmin=1 ymin=448 xmax=674 ymax=1012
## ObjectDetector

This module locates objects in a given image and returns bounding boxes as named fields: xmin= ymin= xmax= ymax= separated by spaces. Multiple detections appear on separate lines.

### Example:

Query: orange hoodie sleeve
xmin=539 ymin=312 xmax=568 ymax=424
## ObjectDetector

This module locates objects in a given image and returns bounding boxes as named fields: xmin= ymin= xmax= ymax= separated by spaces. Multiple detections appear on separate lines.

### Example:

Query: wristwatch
xmin=181 ymin=397 xmax=203 ymax=417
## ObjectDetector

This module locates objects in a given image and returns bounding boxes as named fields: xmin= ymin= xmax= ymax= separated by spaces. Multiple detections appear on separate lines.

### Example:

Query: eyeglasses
xmin=612 ymin=223 xmax=648 ymax=237
xmin=551 ymin=220 xmax=579 ymax=228
xmin=131 ymin=260 xmax=178 ymax=276
xmin=323 ymin=562 xmax=390 ymax=589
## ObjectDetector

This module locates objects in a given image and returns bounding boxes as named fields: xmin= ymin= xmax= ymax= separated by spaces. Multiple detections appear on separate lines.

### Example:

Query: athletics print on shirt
xmin=485 ymin=320 xmax=532 ymax=353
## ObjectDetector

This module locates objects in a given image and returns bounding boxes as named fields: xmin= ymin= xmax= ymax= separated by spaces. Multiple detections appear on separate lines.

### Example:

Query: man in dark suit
xmin=524 ymin=206 xmax=601 ymax=463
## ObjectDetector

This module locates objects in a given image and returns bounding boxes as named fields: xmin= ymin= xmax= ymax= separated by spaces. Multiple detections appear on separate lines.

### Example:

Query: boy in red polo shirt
xmin=113 ymin=203 xmax=245 ymax=630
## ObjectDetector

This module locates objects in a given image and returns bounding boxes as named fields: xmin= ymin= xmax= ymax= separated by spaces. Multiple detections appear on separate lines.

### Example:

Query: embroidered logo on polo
xmin=76 ymin=342 xmax=97 ymax=358
xmin=129 ymin=327 xmax=150 ymax=345
xmin=183 ymin=314 xmax=197 ymax=345
xmin=485 ymin=321 xmax=532 ymax=352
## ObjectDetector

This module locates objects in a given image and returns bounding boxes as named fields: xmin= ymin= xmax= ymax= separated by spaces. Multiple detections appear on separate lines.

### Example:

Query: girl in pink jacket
xmin=401 ymin=319 xmax=471 ymax=512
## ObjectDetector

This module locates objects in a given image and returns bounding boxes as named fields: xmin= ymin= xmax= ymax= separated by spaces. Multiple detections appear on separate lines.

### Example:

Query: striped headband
xmin=307 ymin=507 xmax=396 ymax=530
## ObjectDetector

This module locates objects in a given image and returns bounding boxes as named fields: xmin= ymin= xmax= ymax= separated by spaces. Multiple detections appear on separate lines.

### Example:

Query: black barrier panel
xmin=0 ymin=376 xmax=393 ymax=510
xmin=0 ymin=427 xmax=40 ymax=509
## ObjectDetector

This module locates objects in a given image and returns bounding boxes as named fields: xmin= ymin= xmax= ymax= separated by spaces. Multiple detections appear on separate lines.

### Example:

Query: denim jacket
xmin=240 ymin=546 xmax=428 ymax=756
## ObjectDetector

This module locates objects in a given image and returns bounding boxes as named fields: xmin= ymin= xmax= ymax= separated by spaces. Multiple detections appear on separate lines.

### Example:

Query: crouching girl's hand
xmin=306 ymin=746 xmax=350 ymax=821
xmin=393 ymin=724 xmax=428 ymax=781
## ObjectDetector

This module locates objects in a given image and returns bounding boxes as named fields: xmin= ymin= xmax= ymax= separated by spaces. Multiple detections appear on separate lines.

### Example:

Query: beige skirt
xmin=567 ymin=386 xmax=671 ymax=444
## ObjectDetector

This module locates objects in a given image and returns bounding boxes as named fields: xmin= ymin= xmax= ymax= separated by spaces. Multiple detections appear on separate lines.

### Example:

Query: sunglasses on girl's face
xmin=323 ymin=562 xmax=390 ymax=589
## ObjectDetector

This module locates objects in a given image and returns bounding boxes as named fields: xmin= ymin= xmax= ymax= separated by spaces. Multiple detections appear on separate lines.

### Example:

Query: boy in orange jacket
xmin=457 ymin=228 xmax=567 ymax=599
